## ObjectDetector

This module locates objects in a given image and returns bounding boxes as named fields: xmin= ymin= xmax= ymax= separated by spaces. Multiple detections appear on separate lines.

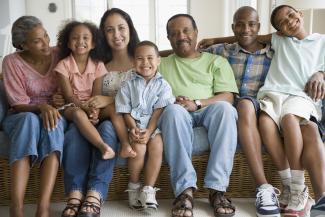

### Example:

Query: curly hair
xmin=99 ymin=8 xmax=140 ymax=63
xmin=57 ymin=20 xmax=104 ymax=61
xmin=11 ymin=16 xmax=42 ymax=50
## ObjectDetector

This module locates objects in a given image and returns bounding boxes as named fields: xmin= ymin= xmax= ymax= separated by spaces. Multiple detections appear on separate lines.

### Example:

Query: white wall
xmin=276 ymin=0 xmax=325 ymax=8
xmin=2 ymin=0 xmax=325 ymax=58
xmin=26 ymin=0 xmax=72 ymax=46
xmin=0 ymin=0 xmax=25 ymax=70
xmin=190 ymin=0 xmax=235 ymax=40
xmin=190 ymin=0 xmax=273 ymax=40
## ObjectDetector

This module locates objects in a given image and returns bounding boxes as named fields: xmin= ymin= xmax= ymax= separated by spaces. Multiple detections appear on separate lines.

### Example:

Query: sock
xmin=291 ymin=170 xmax=305 ymax=186
xmin=258 ymin=183 xmax=273 ymax=190
xmin=278 ymin=168 xmax=291 ymax=187
xmin=128 ymin=182 xmax=141 ymax=190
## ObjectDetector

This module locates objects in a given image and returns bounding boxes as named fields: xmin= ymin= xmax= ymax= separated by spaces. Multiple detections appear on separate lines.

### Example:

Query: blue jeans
xmin=158 ymin=102 xmax=238 ymax=197
xmin=3 ymin=112 xmax=67 ymax=165
xmin=63 ymin=121 xmax=118 ymax=201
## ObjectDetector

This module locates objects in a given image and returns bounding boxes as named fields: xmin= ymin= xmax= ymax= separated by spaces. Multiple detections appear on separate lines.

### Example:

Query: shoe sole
xmin=283 ymin=198 xmax=314 ymax=217
xmin=129 ymin=205 xmax=145 ymax=211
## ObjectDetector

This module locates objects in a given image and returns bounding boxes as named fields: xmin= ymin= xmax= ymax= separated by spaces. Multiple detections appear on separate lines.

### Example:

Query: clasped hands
xmin=129 ymin=127 xmax=152 ymax=145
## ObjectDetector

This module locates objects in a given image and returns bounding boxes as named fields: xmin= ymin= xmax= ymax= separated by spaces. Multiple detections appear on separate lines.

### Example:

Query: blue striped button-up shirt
xmin=203 ymin=42 xmax=273 ymax=98
xmin=115 ymin=71 xmax=175 ymax=129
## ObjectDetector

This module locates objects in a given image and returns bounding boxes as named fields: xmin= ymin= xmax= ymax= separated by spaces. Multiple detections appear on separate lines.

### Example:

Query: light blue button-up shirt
xmin=115 ymin=71 xmax=175 ymax=129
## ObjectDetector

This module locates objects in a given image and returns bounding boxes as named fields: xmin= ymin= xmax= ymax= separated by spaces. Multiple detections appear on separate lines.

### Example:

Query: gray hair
xmin=11 ymin=16 xmax=42 ymax=50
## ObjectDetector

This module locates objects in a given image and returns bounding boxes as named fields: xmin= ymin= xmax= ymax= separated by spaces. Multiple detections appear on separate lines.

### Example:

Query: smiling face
xmin=103 ymin=13 xmax=130 ymax=52
xmin=167 ymin=16 xmax=198 ymax=58
xmin=232 ymin=8 xmax=260 ymax=51
xmin=68 ymin=24 xmax=94 ymax=57
xmin=134 ymin=45 xmax=160 ymax=81
xmin=22 ymin=24 xmax=51 ymax=57
xmin=273 ymin=6 xmax=305 ymax=38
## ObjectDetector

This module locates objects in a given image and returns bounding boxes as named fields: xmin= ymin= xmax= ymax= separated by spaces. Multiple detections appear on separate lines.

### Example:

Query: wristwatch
xmin=194 ymin=99 xmax=202 ymax=110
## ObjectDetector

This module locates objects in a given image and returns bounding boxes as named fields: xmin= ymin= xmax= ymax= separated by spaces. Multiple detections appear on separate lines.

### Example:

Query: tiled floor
xmin=0 ymin=198 xmax=256 ymax=217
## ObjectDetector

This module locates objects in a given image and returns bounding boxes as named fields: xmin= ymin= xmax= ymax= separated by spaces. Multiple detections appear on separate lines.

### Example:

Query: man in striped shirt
xmin=201 ymin=6 xmax=279 ymax=217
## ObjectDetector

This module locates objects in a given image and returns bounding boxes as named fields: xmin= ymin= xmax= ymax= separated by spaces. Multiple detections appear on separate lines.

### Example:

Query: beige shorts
xmin=259 ymin=92 xmax=321 ymax=129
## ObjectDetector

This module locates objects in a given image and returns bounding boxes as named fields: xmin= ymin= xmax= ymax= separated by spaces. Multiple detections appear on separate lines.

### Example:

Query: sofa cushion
xmin=0 ymin=80 xmax=8 ymax=125
xmin=0 ymin=80 xmax=9 ymax=157
xmin=0 ymin=131 xmax=10 ymax=157
xmin=116 ymin=126 xmax=210 ymax=166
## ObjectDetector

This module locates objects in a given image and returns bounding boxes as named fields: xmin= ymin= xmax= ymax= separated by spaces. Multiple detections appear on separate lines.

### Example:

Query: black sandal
xmin=77 ymin=195 xmax=101 ymax=217
xmin=61 ymin=198 xmax=82 ymax=217
xmin=209 ymin=191 xmax=235 ymax=217
xmin=172 ymin=193 xmax=194 ymax=217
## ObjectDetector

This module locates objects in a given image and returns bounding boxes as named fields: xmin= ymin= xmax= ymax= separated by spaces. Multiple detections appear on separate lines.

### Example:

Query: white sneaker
xmin=139 ymin=186 xmax=159 ymax=210
xmin=125 ymin=184 xmax=143 ymax=210
xmin=255 ymin=184 xmax=281 ymax=217
xmin=284 ymin=184 xmax=309 ymax=217
xmin=279 ymin=185 xmax=290 ymax=212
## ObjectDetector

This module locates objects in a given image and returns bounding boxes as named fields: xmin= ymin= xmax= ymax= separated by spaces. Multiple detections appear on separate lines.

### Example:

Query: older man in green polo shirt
xmin=158 ymin=14 xmax=238 ymax=217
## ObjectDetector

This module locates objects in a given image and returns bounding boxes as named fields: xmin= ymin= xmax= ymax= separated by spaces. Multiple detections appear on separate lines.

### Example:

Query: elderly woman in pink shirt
xmin=2 ymin=16 xmax=66 ymax=217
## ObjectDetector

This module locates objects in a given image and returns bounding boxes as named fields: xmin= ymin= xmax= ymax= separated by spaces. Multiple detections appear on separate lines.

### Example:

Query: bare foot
xmin=119 ymin=144 xmax=137 ymax=158
xmin=61 ymin=197 xmax=82 ymax=217
xmin=99 ymin=143 xmax=115 ymax=160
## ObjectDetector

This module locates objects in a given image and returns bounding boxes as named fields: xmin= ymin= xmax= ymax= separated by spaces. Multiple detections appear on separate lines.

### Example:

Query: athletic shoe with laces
xmin=139 ymin=186 xmax=160 ymax=210
xmin=310 ymin=194 xmax=325 ymax=217
xmin=279 ymin=185 xmax=290 ymax=212
xmin=125 ymin=185 xmax=144 ymax=210
xmin=255 ymin=184 xmax=281 ymax=217
xmin=284 ymin=184 xmax=309 ymax=217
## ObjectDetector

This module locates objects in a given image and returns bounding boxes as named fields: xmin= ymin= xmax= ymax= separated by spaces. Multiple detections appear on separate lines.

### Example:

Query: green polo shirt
xmin=159 ymin=52 xmax=238 ymax=100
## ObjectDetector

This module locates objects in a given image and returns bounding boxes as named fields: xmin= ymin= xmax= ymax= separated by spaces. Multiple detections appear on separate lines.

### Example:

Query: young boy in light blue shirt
xmin=115 ymin=40 xmax=175 ymax=211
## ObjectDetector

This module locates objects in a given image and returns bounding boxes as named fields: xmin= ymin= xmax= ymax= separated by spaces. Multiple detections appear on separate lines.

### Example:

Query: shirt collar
xmin=68 ymin=54 xmax=96 ymax=74
xmin=130 ymin=70 xmax=162 ymax=81
xmin=233 ymin=42 xmax=273 ymax=58
xmin=291 ymin=33 xmax=321 ymax=42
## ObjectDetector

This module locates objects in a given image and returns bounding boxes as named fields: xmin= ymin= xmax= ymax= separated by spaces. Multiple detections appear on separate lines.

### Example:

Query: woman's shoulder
xmin=3 ymin=51 xmax=21 ymax=63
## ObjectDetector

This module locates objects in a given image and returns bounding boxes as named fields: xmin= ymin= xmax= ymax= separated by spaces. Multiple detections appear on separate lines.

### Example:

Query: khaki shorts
xmin=259 ymin=92 xmax=321 ymax=129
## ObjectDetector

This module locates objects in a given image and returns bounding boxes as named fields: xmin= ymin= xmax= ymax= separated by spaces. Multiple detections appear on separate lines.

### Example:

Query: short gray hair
xmin=11 ymin=16 xmax=42 ymax=50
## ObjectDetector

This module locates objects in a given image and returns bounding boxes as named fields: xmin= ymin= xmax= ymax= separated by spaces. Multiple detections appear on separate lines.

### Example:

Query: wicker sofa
xmin=0 ymin=80 xmax=314 ymax=205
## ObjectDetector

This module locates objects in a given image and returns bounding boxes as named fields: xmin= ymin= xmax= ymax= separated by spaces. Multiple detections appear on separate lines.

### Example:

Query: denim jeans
xmin=3 ymin=112 xmax=67 ymax=165
xmin=63 ymin=120 xmax=118 ymax=201
xmin=158 ymin=102 xmax=238 ymax=197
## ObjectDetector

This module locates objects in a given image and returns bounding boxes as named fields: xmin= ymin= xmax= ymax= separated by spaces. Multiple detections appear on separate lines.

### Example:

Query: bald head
xmin=233 ymin=6 xmax=259 ymax=23
xmin=231 ymin=6 xmax=262 ymax=52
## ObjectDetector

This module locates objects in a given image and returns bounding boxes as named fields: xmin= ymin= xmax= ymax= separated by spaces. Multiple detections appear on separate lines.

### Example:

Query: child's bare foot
xmin=98 ymin=143 xmax=115 ymax=159
xmin=120 ymin=144 xmax=137 ymax=158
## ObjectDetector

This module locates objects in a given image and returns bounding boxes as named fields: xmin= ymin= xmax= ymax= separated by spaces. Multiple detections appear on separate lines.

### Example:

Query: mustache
xmin=176 ymin=40 xmax=190 ymax=45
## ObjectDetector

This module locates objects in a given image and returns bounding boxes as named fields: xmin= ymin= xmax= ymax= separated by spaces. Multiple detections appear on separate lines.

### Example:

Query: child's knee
xmin=133 ymin=143 xmax=146 ymax=156
xmin=147 ymin=139 xmax=163 ymax=156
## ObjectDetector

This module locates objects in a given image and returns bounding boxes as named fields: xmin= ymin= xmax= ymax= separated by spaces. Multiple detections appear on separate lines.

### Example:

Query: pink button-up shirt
xmin=54 ymin=54 xmax=108 ymax=102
